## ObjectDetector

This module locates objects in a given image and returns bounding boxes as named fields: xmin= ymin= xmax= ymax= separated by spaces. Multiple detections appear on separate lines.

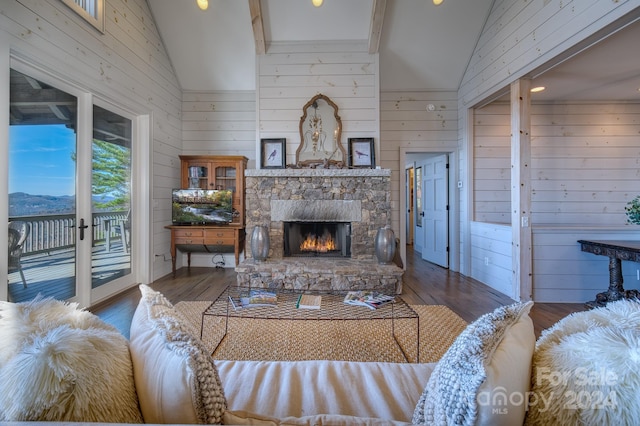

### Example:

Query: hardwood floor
xmin=90 ymin=246 xmax=587 ymax=340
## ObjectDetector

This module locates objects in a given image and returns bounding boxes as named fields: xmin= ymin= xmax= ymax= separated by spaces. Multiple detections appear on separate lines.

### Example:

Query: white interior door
xmin=422 ymin=154 xmax=449 ymax=267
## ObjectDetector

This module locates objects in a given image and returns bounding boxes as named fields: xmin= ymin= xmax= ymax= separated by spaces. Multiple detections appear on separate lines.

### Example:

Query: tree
xmin=72 ymin=140 xmax=131 ymax=210
xmin=92 ymin=140 xmax=131 ymax=210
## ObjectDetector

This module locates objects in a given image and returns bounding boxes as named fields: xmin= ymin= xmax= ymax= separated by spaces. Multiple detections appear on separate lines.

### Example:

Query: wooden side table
xmin=166 ymin=225 xmax=245 ymax=276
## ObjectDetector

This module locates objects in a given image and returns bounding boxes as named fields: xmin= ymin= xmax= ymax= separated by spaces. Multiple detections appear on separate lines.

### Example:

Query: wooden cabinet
xmin=167 ymin=155 xmax=248 ymax=275
xmin=179 ymin=155 xmax=247 ymax=227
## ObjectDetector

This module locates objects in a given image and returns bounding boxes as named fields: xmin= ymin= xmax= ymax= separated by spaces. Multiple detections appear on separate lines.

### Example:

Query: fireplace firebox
xmin=284 ymin=222 xmax=351 ymax=257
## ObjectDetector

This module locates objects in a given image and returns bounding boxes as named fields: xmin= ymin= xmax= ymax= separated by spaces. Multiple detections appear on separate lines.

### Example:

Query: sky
xmin=9 ymin=124 xmax=76 ymax=196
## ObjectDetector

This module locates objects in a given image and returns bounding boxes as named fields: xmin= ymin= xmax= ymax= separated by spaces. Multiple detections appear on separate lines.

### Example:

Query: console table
xmin=166 ymin=225 xmax=245 ymax=276
xmin=577 ymin=240 xmax=640 ymax=308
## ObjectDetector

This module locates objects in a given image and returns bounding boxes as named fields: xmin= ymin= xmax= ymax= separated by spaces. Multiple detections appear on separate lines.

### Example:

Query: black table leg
xmin=586 ymin=256 xmax=640 ymax=308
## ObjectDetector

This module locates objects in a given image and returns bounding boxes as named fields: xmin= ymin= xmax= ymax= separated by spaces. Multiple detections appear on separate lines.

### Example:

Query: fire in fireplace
xmin=284 ymin=222 xmax=351 ymax=257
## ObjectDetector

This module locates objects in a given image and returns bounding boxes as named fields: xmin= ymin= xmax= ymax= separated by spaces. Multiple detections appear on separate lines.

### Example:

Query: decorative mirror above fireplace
xmin=296 ymin=94 xmax=346 ymax=167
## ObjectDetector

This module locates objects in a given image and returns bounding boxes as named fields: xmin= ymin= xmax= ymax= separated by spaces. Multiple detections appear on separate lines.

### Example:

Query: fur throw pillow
xmin=0 ymin=296 xmax=111 ymax=365
xmin=525 ymin=299 xmax=640 ymax=425
xmin=0 ymin=296 xmax=142 ymax=423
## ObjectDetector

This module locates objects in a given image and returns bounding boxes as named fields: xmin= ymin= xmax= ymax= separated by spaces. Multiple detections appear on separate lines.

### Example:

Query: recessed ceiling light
xmin=196 ymin=0 xmax=208 ymax=11
xmin=530 ymin=86 xmax=546 ymax=93
xmin=312 ymin=0 xmax=323 ymax=7
xmin=433 ymin=0 xmax=444 ymax=5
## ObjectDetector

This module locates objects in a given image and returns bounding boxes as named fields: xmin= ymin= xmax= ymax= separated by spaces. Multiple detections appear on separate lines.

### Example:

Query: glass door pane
xmin=8 ymin=69 xmax=78 ymax=302
xmin=91 ymin=105 xmax=132 ymax=288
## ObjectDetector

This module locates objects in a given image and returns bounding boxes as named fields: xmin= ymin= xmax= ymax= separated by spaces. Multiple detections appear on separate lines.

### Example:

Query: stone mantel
xmin=245 ymin=168 xmax=391 ymax=178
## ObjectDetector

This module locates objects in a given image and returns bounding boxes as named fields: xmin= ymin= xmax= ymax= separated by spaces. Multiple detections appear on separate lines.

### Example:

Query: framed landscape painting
xmin=348 ymin=138 xmax=375 ymax=168
xmin=261 ymin=138 xmax=286 ymax=169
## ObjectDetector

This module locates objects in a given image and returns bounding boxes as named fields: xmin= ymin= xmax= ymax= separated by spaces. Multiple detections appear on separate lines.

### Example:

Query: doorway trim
xmin=399 ymin=148 xmax=459 ymax=272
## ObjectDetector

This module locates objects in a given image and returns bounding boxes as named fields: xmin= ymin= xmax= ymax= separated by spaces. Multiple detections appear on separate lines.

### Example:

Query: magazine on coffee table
xmin=247 ymin=289 xmax=278 ymax=306
xmin=343 ymin=290 xmax=395 ymax=310
xmin=229 ymin=290 xmax=278 ymax=309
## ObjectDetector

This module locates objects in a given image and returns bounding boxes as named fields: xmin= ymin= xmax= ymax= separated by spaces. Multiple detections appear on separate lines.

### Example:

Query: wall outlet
xmin=484 ymin=257 xmax=489 ymax=266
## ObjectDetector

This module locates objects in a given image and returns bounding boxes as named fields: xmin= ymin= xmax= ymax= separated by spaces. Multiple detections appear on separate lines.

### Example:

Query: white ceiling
xmin=148 ymin=0 xmax=493 ymax=92
xmin=148 ymin=0 xmax=640 ymax=102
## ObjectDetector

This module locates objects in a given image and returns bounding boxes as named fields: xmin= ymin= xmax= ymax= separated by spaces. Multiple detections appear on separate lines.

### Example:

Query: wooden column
xmin=510 ymin=79 xmax=532 ymax=301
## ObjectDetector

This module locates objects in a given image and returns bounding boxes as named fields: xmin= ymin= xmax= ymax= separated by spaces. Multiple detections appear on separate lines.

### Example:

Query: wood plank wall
xmin=474 ymin=102 xmax=640 ymax=226
xmin=381 ymin=91 xmax=459 ymax=235
xmin=472 ymin=101 xmax=640 ymax=302
xmin=470 ymin=221 xmax=513 ymax=298
xmin=471 ymin=222 xmax=640 ymax=303
xmin=457 ymin=0 xmax=639 ymax=285
xmin=256 ymin=41 xmax=379 ymax=169
xmin=181 ymin=91 xmax=256 ymax=163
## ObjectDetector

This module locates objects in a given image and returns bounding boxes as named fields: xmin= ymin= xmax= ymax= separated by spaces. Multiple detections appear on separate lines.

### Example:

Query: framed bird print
xmin=261 ymin=138 xmax=286 ymax=169
xmin=348 ymin=138 xmax=375 ymax=168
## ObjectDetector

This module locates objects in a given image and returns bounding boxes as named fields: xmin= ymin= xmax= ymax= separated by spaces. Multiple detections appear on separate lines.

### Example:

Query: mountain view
xmin=8 ymin=193 xmax=117 ymax=217
xmin=9 ymin=192 xmax=75 ymax=216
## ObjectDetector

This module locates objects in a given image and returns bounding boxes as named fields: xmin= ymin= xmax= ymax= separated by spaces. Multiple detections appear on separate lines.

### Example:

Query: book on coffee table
xmin=343 ymin=291 xmax=395 ymax=310
xmin=296 ymin=294 xmax=322 ymax=310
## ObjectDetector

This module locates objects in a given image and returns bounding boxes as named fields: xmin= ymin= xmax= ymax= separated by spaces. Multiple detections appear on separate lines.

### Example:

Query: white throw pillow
xmin=413 ymin=301 xmax=535 ymax=426
xmin=0 ymin=296 xmax=113 ymax=365
xmin=525 ymin=299 xmax=640 ymax=425
xmin=129 ymin=284 xmax=226 ymax=424
xmin=0 ymin=297 xmax=142 ymax=423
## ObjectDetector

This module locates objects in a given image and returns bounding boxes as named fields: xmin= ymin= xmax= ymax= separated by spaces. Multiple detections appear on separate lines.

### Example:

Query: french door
xmin=7 ymin=66 xmax=134 ymax=305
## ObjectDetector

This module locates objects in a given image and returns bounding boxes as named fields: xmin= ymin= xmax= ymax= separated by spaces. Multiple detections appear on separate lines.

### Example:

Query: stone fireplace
xmin=235 ymin=169 xmax=403 ymax=293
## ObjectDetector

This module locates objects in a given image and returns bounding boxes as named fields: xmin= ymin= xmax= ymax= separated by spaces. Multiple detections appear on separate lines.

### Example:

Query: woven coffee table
xmin=201 ymin=286 xmax=420 ymax=363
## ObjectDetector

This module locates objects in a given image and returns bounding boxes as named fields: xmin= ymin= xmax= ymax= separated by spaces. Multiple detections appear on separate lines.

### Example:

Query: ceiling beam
xmin=248 ymin=0 xmax=266 ymax=55
xmin=22 ymin=74 xmax=72 ymax=121
xmin=368 ymin=0 xmax=387 ymax=54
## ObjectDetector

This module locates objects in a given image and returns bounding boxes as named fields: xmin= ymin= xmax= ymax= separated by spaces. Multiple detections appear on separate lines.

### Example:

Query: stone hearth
xmin=236 ymin=169 xmax=403 ymax=293
xmin=235 ymin=259 xmax=402 ymax=294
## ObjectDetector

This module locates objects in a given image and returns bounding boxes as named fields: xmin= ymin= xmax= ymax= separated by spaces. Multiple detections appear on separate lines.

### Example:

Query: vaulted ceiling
xmin=148 ymin=0 xmax=493 ymax=92
xmin=148 ymin=1 xmax=640 ymax=103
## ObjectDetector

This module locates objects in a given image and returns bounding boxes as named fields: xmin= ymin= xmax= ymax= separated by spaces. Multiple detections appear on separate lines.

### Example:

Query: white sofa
xmin=1 ymin=285 xmax=639 ymax=425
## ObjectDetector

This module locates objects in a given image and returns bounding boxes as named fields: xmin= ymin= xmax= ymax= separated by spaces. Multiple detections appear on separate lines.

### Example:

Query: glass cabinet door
xmin=187 ymin=164 xmax=209 ymax=189
xmin=214 ymin=166 xmax=237 ymax=191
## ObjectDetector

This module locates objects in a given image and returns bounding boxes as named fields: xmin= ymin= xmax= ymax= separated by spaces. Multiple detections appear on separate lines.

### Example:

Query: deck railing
xmin=9 ymin=211 xmax=128 ymax=256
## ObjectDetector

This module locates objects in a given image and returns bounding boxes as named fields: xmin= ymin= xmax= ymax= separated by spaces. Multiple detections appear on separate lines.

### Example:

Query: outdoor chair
xmin=8 ymin=221 xmax=30 ymax=288
xmin=115 ymin=210 xmax=130 ymax=254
